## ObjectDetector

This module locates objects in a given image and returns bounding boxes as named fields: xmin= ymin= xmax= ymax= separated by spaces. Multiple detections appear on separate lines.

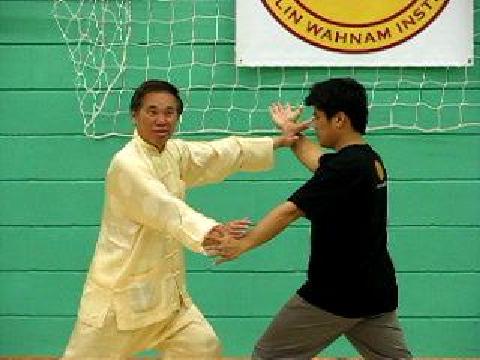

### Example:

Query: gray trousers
xmin=253 ymin=294 xmax=412 ymax=360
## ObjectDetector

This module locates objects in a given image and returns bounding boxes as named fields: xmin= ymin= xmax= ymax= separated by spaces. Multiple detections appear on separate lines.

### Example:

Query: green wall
xmin=0 ymin=1 xmax=479 ymax=357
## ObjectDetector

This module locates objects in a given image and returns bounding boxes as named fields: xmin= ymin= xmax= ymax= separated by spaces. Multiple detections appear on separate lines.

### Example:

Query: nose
xmin=153 ymin=113 xmax=168 ymax=126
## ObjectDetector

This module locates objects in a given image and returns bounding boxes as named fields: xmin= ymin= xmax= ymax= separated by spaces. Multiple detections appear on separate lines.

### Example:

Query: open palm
xmin=270 ymin=103 xmax=311 ymax=137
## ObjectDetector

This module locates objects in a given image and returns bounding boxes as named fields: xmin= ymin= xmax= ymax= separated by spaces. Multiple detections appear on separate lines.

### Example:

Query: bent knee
xmin=178 ymin=327 xmax=221 ymax=355
xmin=164 ymin=331 xmax=221 ymax=360
xmin=196 ymin=331 xmax=221 ymax=355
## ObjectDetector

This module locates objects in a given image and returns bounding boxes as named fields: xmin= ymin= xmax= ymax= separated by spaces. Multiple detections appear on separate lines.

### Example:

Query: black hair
xmin=305 ymin=78 xmax=368 ymax=134
xmin=130 ymin=80 xmax=184 ymax=114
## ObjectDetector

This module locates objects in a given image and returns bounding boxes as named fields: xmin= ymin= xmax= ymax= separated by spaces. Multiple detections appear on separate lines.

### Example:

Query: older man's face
xmin=133 ymin=91 xmax=180 ymax=150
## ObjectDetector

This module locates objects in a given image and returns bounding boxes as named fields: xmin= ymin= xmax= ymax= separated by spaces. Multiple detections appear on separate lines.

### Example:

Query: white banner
xmin=236 ymin=0 xmax=474 ymax=67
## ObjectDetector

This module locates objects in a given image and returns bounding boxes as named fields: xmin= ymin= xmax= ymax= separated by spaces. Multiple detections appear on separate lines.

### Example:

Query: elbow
xmin=282 ymin=202 xmax=303 ymax=221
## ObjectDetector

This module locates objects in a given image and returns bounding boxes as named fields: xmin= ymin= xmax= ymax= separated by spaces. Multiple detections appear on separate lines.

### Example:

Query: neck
xmin=155 ymin=143 xmax=166 ymax=152
xmin=334 ymin=132 xmax=365 ymax=151
xmin=136 ymin=131 xmax=167 ymax=153
xmin=145 ymin=138 xmax=167 ymax=152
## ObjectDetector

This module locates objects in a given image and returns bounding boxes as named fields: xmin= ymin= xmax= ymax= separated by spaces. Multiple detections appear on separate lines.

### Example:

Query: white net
xmin=53 ymin=0 xmax=480 ymax=138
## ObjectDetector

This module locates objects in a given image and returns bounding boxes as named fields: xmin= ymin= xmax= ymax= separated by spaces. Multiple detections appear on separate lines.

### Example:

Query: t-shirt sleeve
xmin=288 ymin=153 xmax=355 ymax=219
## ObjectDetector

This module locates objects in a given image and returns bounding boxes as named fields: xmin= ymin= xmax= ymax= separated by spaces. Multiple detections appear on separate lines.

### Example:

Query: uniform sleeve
xmin=107 ymin=155 xmax=218 ymax=254
xmin=177 ymin=136 xmax=274 ymax=187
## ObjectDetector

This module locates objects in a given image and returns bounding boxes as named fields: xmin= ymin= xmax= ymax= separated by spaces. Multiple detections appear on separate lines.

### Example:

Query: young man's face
xmin=133 ymin=91 xmax=180 ymax=150
xmin=312 ymin=108 xmax=338 ymax=149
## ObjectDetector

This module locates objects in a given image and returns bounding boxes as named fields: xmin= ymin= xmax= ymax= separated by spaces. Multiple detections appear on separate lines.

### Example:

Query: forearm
xmin=291 ymin=135 xmax=323 ymax=172
xmin=181 ymin=137 xmax=274 ymax=187
xmin=243 ymin=201 xmax=302 ymax=252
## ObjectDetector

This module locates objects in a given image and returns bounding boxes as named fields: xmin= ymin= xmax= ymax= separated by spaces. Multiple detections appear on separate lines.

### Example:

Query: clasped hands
xmin=202 ymin=219 xmax=252 ymax=264
xmin=202 ymin=103 xmax=309 ymax=264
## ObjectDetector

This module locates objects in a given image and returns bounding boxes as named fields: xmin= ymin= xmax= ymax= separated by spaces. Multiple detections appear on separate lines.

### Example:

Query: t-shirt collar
xmin=338 ymin=143 xmax=369 ymax=153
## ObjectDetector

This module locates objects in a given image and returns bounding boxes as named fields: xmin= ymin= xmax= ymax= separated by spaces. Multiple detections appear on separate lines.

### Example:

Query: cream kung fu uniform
xmin=63 ymin=131 xmax=274 ymax=359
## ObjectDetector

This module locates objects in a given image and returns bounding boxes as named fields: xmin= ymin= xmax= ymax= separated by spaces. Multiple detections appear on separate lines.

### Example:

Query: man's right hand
xmin=202 ymin=218 xmax=251 ymax=247
xmin=203 ymin=228 xmax=251 ymax=264
xmin=224 ymin=218 xmax=251 ymax=239
xmin=202 ymin=220 xmax=254 ymax=264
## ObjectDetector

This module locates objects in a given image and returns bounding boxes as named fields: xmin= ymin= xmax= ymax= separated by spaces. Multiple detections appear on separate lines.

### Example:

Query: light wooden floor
xmin=4 ymin=356 xmax=476 ymax=359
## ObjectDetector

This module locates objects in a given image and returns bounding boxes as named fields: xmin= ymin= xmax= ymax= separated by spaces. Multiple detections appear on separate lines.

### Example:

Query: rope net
xmin=53 ymin=0 xmax=480 ymax=138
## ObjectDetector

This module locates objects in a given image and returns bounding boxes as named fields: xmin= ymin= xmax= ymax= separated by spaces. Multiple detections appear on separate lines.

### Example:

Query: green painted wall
xmin=0 ymin=0 xmax=479 ymax=357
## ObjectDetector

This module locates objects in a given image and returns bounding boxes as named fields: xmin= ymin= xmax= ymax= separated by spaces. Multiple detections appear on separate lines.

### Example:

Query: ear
xmin=132 ymin=111 xmax=138 ymax=124
xmin=334 ymin=111 xmax=347 ymax=129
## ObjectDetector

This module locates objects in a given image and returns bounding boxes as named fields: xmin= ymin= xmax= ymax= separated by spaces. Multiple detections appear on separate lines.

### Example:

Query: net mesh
xmin=53 ymin=0 xmax=480 ymax=138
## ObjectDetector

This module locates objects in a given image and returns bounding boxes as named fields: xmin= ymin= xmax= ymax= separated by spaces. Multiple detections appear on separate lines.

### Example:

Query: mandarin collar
xmin=133 ymin=129 xmax=166 ymax=154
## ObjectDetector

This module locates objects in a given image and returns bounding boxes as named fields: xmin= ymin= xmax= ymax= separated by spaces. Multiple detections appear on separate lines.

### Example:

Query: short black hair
xmin=305 ymin=78 xmax=368 ymax=134
xmin=130 ymin=80 xmax=184 ymax=114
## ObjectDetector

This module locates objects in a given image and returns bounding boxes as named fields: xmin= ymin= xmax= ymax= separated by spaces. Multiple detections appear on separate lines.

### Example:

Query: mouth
xmin=152 ymin=128 xmax=170 ymax=137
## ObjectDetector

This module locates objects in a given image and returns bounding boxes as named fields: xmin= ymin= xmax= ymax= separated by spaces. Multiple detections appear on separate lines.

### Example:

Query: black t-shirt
xmin=288 ymin=144 xmax=398 ymax=318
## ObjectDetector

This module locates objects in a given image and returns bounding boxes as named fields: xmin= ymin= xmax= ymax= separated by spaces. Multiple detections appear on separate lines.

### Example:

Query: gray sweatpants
xmin=253 ymin=294 xmax=412 ymax=360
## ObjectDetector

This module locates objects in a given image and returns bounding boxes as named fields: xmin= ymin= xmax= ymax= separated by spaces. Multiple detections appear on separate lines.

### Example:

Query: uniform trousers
xmin=63 ymin=303 xmax=221 ymax=360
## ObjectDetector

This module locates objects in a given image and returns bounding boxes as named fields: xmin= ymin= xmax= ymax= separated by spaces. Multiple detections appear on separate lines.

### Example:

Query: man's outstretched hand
xmin=271 ymin=102 xmax=311 ymax=141
xmin=202 ymin=219 xmax=253 ymax=264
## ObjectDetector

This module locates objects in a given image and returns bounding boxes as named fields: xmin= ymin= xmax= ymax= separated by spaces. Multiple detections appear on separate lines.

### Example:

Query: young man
xmin=62 ymin=80 xmax=305 ymax=359
xmin=206 ymin=78 xmax=412 ymax=359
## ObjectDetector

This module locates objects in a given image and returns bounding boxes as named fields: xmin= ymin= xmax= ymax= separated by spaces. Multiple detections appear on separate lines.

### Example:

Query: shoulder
xmin=167 ymin=138 xmax=192 ymax=164
xmin=319 ymin=145 xmax=374 ymax=176
xmin=108 ymin=140 xmax=149 ymax=176
xmin=168 ymin=138 xmax=187 ymax=150
xmin=110 ymin=140 xmax=136 ymax=166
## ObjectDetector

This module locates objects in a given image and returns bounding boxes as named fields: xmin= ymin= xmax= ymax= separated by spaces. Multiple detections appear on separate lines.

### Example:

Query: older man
xmin=62 ymin=80 xmax=306 ymax=359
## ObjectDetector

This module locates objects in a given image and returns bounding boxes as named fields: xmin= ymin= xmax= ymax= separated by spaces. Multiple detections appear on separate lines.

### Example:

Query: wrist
xmin=242 ymin=234 xmax=257 ymax=252
xmin=274 ymin=135 xmax=299 ymax=149
xmin=291 ymin=133 xmax=305 ymax=149
xmin=272 ymin=136 xmax=285 ymax=149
